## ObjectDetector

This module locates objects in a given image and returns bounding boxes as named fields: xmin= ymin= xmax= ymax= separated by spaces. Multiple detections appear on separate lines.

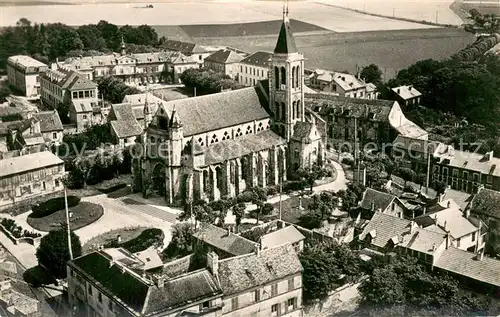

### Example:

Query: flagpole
xmin=64 ymin=186 xmax=73 ymax=260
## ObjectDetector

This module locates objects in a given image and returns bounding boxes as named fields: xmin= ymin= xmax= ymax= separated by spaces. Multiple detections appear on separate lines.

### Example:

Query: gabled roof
xmin=205 ymin=49 xmax=243 ymax=64
xmin=274 ymin=16 xmax=297 ymax=54
xmin=359 ymin=188 xmax=397 ymax=212
xmin=260 ymin=226 xmax=305 ymax=250
xmin=143 ymin=269 xmax=222 ymax=315
xmin=392 ymin=85 xmax=422 ymax=100
xmin=71 ymin=100 xmax=93 ymax=113
xmin=0 ymin=151 xmax=63 ymax=178
xmin=435 ymin=247 xmax=500 ymax=288
xmin=158 ymin=87 xmax=269 ymax=136
xmin=41 ymin=68 xmax=97 ymax=91
xmin=239 ymin=51 xmax=273 ymax=68
xmin=306 ymin=93 xmax=394 ymax=122
xmin=193 ymin=223 xmax=258 ymax=256
xmin=110 ymin=103 xmax=136 ymax=122
xmin=469 ymin=188 xmax=500 ymax=220
xmin=33 ymin=111 xmax=63 ymax=132
xmin=110 ymin=120 xmax=143 ymax=139
xmin=218 ymin=243 xmax=302 ymax=296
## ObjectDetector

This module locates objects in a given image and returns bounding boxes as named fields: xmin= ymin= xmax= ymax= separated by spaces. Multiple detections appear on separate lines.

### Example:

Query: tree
xmin=397 ymin=167 xmax=417 ymax=187
xmin=300 ymin=242 xmax=360 ymax=303
xmin=338 ymin=183 xmax=365 ymax=212
xmin=360 ymin=64 xmax=383 ymax=85
xmin=97 ymin=76 xmax=141 ymax=103
xmin=163 ymin=223 xmax=195 ymax=259
xmin=232 ymin=202 xmax=246 ymax=233
xmin=179 ymin=201 xmax=217 ymax=228
xmin=36 ymin=228 xmax=82 ymax=279
xmin=0 ymin=86 xmax=11 ymax=103
xmin=297 ymin=165 xmax=328 ymax=191
xmin=300 ymin=192 xmax=338 ymax=229
xmin=249 ymin=187 xmax=269 ymax=224
xmin=179 ymin=68 xmax=243 ymax=95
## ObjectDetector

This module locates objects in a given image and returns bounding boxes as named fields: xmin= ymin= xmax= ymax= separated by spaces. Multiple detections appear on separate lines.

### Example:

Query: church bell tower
xmin=269 ymin=4 xmax=305 ymax=141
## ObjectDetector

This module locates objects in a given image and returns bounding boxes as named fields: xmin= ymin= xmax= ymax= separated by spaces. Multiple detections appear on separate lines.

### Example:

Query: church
xmin=133 ymin=9 xmax=327 ymax=204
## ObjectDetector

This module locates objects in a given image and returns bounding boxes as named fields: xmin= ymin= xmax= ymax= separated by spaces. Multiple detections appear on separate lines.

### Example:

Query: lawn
xmin=153 ymin=87 xmax=192 ymax=101
xmin=82 ymin=226 xmax=147 ymax=253
xmin=27 ymin=202 xmax=103 ymax=232
xmin=272 ymin=196 xmax=312 ymax=225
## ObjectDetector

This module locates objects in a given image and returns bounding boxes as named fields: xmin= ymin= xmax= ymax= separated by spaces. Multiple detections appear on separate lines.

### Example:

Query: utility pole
xmin=194 ymin=86 xmax=197 ymax=97
xmin=64 ymin=186 xmax=73 ymax=261
xmin=393 ymin=8 xmax=395 ymax=18
xmin=436 ymin=11 xmax=439 ymax=24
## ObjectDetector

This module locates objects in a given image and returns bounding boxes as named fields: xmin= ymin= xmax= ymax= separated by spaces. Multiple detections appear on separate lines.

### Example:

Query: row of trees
xmin=179 ymin=68 xmax=245 ymax=95
xmin=0 ymin=18 xmax=162 ymax=68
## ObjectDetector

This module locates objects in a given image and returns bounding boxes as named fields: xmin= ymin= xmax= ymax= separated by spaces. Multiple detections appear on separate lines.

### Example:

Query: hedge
xmin=97 ymin=183 xmax=127 ymax=194
xmin=105 ymin=228 xmax=164 ymax=253
xmin=31 ymin=196 xmax=81 ymax=218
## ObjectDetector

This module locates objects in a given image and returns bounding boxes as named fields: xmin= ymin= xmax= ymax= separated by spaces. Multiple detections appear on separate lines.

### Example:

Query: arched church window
xmin=198 ymin=137 xmax=204 ymax=146
xmin=295 ymin=66 xmax=300 ymax=88
xmin=281 ymin=102 xmax=286 ymax=120
xmin=235 ymin=128 xmax=243 ymax=137
xmin=246 ymin=125 xmax=253 ymax=135
xmin=150 ymin=136 xmax=156 ymax=143
xmin=292 ymin=101 xmax=296 ymax=120
xmin=222 ymin=131 xmax=230 ymax=141
xmin=291 ymin=66 xmax=296 ymax=88
xmin=257 ymin=122 xmax=263 ymax=132
xmin=294 ymin=148 xmax=300 ymax=159
xmin=274 ymin=67 xmax=279 ymax=89
xmin=296 ymin=100 xmax=301 ymax=119
xmin=210 ymin=134 xmax=219 ymax=144
xmin=281 ymin=67 xmax=286 ymax=86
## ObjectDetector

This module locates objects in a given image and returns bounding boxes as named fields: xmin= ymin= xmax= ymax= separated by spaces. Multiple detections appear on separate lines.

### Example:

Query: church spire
xmin=274 ymin=0 xmax=297 ymax=54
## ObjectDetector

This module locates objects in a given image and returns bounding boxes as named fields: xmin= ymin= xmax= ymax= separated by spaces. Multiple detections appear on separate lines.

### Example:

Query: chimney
xmin=432 ymin=244 xmax=437 ymax=252
xmin=445 ymin=232 xmax=450 ymax=249
xmin=226 ymin=227 xmax=231 ymax=236
xmin=447 ymin=200 xmax=451 ymax=209
xmin=409 ymin=221 xmax=416 ymax=234
xmin=370 ymin=202 xmax=375 ymax=211
xmin=409 ymin=85 xmax=413 ymax=91
xmin=206 ymin=252 xmax=219 ymax=276
xmin=475 ymin=250 xmax=484 ymax=261
xmin=397 ymin=88 xmax=400 ymax=94
xmin=154 ymin=274 xmax=166 ymax=288
xmin=255 ymin=242 xmax=261 ymax=256
xmin=464 ymin=208 xmax=470 ymax=219
xmin=438 ymin=193 xmax=444 ymax=202
xmin=443 ymin=220 xmax=448 ymax=231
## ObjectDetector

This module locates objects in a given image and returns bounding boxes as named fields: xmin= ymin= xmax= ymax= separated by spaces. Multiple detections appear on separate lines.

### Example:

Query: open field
xmin=460 ymin=0 xmax=500 ymax=14
xmin=193 ymin=27 xmax=474 ymax=79
xmin=317 ymin=0 xmax=463 ymax=26
xmin=0 ymin=0 xmax=438 ymax=31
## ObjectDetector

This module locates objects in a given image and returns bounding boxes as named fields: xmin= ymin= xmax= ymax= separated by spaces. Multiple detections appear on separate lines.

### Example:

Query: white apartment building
xmin=7 ymin=55 xmax=48 ymax=98
xmin=237 ymin=51 xmax=272 ymax=86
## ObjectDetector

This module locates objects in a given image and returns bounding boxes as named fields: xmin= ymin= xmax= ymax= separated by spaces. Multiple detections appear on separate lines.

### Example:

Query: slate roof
xmin=193 ymin=223 xmax=258 ymax=256
xmin=441 ymin=188 xmax=472 ymax=212
xmin=218 ymin=243 xmax=302 ymax=296
xmin=0 ymin=151 xmax=63 ymax=178
xmin=110 ymin=120 xmax=143 ymax=139
xmin=239 ymin=51 xmax=273 ymax=68
xmin=201 ymin=129 xmax=286 ymax=166
xmin=274 ymin=16 xmax=297 ymax=54
xmin=33 ymin=111 xmax=63 ymax=132
xmin=435 ymin=149 xmax=500 ymax=177
xmin=162 ymin=40 xmax=208 ymax=54
xmin=110 ymin=103 xmax=136 ymax=121
xmin=260 ymin=226 xmax=305 ymax=250
xmin=69 ymin=252 xmax=150 ymax=313
xmin=469 ymin=188 xmax=500 ymax=220
xmin=435 ymin=247 xmax=500 ymax=288
xmin=41 ymin=68 xmax=97 ymax=91
xmin=205 ymin=49 xmax=243 ymax=64
xmin=143 ymin=269 xmax=221 ymax=315
xmin=392 ymin=85 xmax=422 ymax=100
xmin=392 ymin=135 xmax=440 ymax=154
xmin=359 ymin=212 xmax=446 ymax=254
xmin=359 ymin=188 xmax=396 ymax=212
xmin=159 ymin=87 xmax=269 ymax=136
xmin=306 ymin=93 xmax=394 ymax=122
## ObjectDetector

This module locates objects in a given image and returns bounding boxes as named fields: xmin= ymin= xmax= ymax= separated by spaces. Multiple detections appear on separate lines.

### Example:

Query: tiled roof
xmin=469 ymin=188 xmax=500 ymax=219
xmin=359 ymin=212 xmax=446 ymax=254
xmin=274 ymin=17 xmax=297 ymax=54
xmin=240 ymin=51 xmax=272 ymax=68
xmin=0 ymin=151 xmax=63 ymax=178
xmin=143 ymin=269 xmax=222 ymax=315
xmin=193 ymin=223 xmax=258 ymax=256
xmin=110 ymin=103 xmax=136 ymax=121
xmin=306 ymin=93 xmax=394 ymax=122
xmin=161 ymin=40 xmax=210 ymax=54
xmin=71 ymin=100 xmax=93 ymax=113
xmin=110 ymin=120 xmax=143 ymax=139
xmin=201 ymin=129 xmax=286 ymax=166
xmin=159 ymin=87 xmax=269 ymax=136
xmin=291 ymin=121 xmax=313 ymax=142
xmin=69 ymin=252 xmax=150 ymax=313
xmin=41 ymin=68 xmax=97 ymax=91
xmin=33 ymin=111 xmax=63 ymax=132
xmin=316 ymin=72 xmax=365 ymax=92
xmin=392 ymin=85 xmax=422 ymax=100
xmin=260 ymin=226 xmax=305 ymax=250
xmin=205 ymin=49 xmax=243 ymax=64
xmin=218 ymin=243 xmax=302 ymax=296
xmin=392 ymin=135 xmax=440 ymax=154
xmin=442 ymin=188 xmax=472 ymax=212
xmin=435 ymin=247 xmax=500 ymax=287
xmin=359 ymin=188 xmax=396 ymax=212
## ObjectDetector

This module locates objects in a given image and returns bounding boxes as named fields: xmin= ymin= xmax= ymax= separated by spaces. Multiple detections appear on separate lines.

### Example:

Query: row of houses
xmin=67 ymin=222 xmax=305 ymax=317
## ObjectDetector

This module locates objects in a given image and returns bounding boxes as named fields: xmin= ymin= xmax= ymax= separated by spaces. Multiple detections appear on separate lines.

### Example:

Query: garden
xmin=26 ymin=195 xmax=104 ymax=232
xmin=83 ymin=227 xmax=164 ymax=254
xmin=0 ymin=218 xmax=41 ymax=239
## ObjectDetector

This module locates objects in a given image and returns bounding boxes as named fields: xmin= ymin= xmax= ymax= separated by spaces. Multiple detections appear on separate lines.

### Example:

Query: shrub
xmin=31 ymin=196 xmax=80 ymax=218
xmin=237 ymin=191 xmax=254 ymax=203
xmin=341 ymin=157 xmax=355 ymax=166
xmin=266 ymin=185 xmax=279 ymax=196
xmin=97 ymin=183 xmax=127 ymax=194
xmin=282 ymin=180 xmax=306 ymax=193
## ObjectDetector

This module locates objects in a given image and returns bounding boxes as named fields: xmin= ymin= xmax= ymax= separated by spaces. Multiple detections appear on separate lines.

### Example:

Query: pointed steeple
xmin=120 ymin=35 xmax=126 ymax=55
xmin=169 ymin=105 xmax=182 ymax=128
xmin=274 ymin=0 xmax=297 ymax=54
